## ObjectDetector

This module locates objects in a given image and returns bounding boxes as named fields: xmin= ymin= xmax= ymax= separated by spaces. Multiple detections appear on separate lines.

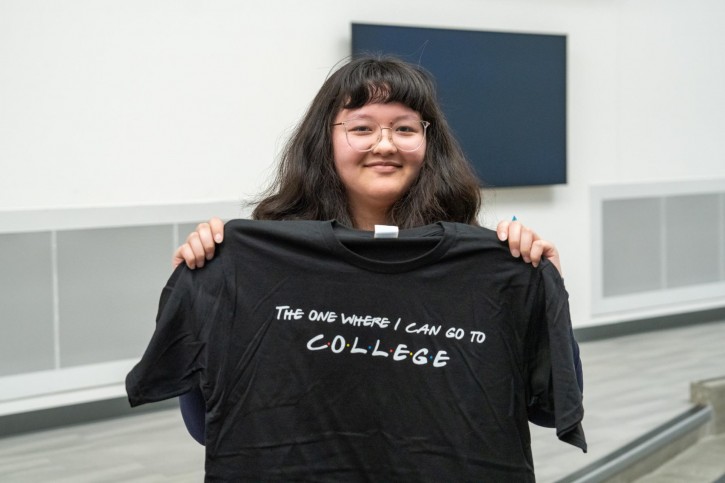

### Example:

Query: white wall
xmin=2 ymin=0 xmax=724 ymax=327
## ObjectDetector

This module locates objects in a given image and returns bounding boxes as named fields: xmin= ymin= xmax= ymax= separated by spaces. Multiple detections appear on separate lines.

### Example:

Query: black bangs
xmin=338 ymin=57 xmax=434 ymax=114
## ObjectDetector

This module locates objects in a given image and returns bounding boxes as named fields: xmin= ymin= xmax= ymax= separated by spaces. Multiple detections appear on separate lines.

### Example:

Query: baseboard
xmin=574 ymin=306 xmax=725 ymax=342
xmin=0 ymin=396 xmax=177 ymax=438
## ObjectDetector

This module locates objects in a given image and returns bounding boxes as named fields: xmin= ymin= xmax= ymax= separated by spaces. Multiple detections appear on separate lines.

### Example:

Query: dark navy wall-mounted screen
xmin=352 ymin=23 xmax=567 ymax=188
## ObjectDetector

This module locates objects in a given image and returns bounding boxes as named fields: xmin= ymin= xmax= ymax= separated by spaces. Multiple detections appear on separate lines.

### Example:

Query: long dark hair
xmin=252 ymin=55 xmax=481 ymax=228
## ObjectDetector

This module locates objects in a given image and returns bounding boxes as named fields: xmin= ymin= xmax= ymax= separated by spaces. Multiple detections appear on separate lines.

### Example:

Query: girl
xmin=174 ymin=55 xmax=575 ymax=450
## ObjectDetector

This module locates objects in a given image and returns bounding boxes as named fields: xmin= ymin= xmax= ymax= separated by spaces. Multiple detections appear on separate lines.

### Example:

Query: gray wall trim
xmin=0 ymin=397 xmax=177 ymax=438
xmin=574 ymin=306 xmax=725 ymax=342
xmin=0 ymin=201 xmax=247 ymax=234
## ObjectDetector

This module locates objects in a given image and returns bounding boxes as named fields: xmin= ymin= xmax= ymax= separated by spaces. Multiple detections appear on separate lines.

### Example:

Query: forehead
xmin=335 ymin=102 xmax=421 ymax=123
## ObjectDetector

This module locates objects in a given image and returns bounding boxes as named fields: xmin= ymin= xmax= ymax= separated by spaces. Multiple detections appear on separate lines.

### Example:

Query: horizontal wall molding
xmin=575 ymin=306 xmax=725 ymax=342
xmin=0 ymin=200 xmax=249 ymax=233
xmin=0 ymin=395 xmax=177 ymax=438
xmin=0 ymin=384 xmax=127 ymax=418
xmin=0 ymin=360 xmax=136 ymax=404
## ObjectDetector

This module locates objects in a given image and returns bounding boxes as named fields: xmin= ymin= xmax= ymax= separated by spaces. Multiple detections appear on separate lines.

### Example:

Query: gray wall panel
xmin=176 ymin=223 xmax=200 ymax=248
xmin=56 ymin=226 xmax=174 ymax=367
xmin=602 ymin=198 xmax=663 ymax=297
xmin=665 ymin=194 xmax=721 ymax=288
xmin=0 ymin=232 xmax=55 ymax=376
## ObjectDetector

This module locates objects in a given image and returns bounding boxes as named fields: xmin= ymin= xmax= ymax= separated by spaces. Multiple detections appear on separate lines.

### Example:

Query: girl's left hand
xmin=496 ymin=219 xmax=562 ymax=276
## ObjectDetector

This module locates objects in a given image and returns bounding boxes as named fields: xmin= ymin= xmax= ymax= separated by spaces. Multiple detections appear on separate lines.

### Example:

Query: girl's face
xmin=332 ymin=102 xmax=426 ymax=226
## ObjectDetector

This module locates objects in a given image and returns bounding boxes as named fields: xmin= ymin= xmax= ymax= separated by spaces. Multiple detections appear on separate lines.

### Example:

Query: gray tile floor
xmin=531 ymin=319 xmax=725 ymax=482
xmin=634 ymin=432 xmax=725 ymax=482
xmin=1 ymin=320 xmax=724 ymax=482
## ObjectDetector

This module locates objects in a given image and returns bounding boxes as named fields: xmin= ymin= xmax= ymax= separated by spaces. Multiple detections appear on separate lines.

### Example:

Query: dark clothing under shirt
xmin=126 ymin=220 xmax=586 ymax=482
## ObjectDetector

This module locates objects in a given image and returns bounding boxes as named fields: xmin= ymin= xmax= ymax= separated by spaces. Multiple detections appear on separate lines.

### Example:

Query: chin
xmin=365 ymin=194 xmax=407 ymax=212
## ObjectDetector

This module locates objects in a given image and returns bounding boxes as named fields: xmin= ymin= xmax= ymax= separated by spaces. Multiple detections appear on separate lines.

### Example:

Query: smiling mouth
xmin=364 ymin=161 xmax=402 ymax=168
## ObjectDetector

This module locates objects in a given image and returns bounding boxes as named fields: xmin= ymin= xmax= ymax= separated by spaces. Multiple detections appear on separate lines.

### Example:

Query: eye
xmin=346 ymin=121 xmax=377 ymax=135
xmin=394 ymin=122 xmax=421 ymax=135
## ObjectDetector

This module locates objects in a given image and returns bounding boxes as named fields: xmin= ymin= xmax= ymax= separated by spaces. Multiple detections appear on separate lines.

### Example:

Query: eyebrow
xmin=342 ymin=113 xmax=422 ymax=122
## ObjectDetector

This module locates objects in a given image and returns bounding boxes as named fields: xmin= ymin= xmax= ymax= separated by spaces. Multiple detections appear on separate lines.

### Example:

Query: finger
xmin=507 ymin=221 xmax=522 ymax=258
xmin=185 ymin=232 xmax=207 ymax=269
xmin=209 ymin=217 xmax=225 ymax=244
xmin=533 ymin=240 xmax=563 ymax=275
xmin=529 ymin=240 xmax=545 ymax=267
xmin=172 ymin=245 xmax=185 ymax=269
xmin=196 ymin=223 xmax=216 ymax=260
xmin=542 ymin=241 xmax=562 ymax=276
xmin=519 ymin=228 xmax=537 ymax=263
xmin=496 ymin=220 xmax=510 ymax=241
xmin=176 ymin=243 xmax=197 ymax=269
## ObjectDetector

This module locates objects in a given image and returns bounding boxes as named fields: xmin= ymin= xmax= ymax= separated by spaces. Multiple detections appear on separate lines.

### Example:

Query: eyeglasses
xmin=332 ymin=119 xmax=430 ymax=152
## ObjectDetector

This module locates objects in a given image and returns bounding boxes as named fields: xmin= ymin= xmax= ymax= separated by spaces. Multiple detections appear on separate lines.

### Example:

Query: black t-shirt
xmin=126 ymin=220 xmax=586 ymax=482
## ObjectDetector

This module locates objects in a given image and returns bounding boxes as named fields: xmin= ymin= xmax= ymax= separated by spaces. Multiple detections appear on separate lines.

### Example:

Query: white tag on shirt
xmin=374 ymin=224 xmax=399 ymax=239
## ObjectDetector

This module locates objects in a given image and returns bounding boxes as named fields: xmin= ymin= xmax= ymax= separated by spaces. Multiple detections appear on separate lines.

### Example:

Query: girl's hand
xmin=173 ymin=217 xmax=225 ymax=269
xmin=496 ymin=219 xmax=562 ymax=276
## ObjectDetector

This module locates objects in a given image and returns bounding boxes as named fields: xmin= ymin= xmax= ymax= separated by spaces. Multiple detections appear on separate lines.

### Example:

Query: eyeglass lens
xmin=342 ymin=119 xmax=429 ymax=152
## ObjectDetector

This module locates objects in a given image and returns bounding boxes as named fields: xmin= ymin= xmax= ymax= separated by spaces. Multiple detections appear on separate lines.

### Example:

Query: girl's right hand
xmin=173 ymin=217 xmax=225 ymax=269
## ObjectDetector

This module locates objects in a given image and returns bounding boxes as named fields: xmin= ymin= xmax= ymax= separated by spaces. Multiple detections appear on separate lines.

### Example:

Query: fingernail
xmin=512 ymin=250 xmax=520 ymax=258
xmin=214 ymin=234 xmax=223 ymax=243
xmin=498 ymin=231 xmax=508 ymax=241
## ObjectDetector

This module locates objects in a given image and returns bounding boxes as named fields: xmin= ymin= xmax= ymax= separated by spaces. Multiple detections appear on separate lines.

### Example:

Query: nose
xmin=372 ymin=127 xmax=398 ymax=153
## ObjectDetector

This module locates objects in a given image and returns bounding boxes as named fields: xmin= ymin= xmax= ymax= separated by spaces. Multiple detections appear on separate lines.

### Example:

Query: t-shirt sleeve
xmin=125 ymin=265 xmax=206 ymax=407
xmin=179 ymin=386 xmax=206 ymax=445
xmin=526 ymin=261 xmax=587 ymax=453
